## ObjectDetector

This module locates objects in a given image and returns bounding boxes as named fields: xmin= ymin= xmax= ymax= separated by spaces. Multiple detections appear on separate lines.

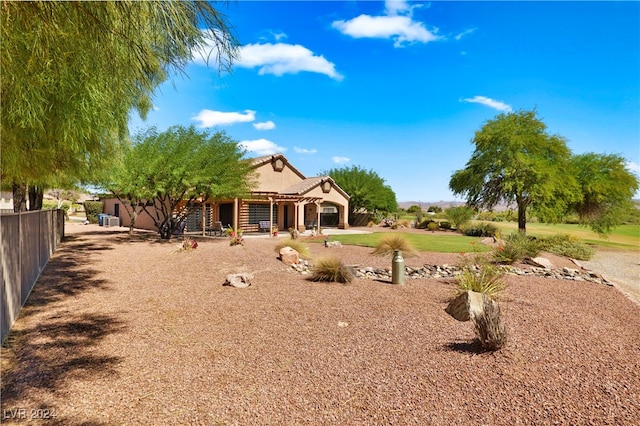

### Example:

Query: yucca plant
xmin=371 ymin=235 xmax=419 ymax=258
xmin=274 ymin=239 xmax=311 ymax=259
xmin=309 ymin=256 xmax=354 ymax=284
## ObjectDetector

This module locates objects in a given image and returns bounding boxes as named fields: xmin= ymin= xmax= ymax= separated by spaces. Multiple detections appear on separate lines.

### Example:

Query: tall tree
xmin=569 ymin=153 xmax=639 ymax=234
xmin=324 ymin=166 xmax=398 ymax=222
xmin=101 ymin=126 xmax=256 ymax=239
xmin=449 ymin=110 xmax=579 ymax=234
xmin=1 ymin=1 xmax=238 ymax=211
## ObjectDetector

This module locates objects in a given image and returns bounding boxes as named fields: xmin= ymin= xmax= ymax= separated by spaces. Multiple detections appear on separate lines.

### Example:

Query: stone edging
xmin=286 ymin=261 xmax=613 ymax=286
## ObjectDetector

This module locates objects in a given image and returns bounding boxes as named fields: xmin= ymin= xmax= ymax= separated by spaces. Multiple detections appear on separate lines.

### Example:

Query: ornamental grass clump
xmin=274 ymin=239 xmax=311 ymax=259
xmin=371 ymin=235 xmax=419 ymax=258
xmin=310 ymin=256 xmax=354 ymax=284
xmin=492 ymin=232 xmax=540 ymax=264
xmin=455 ymin=250 xmax=507 ymax=299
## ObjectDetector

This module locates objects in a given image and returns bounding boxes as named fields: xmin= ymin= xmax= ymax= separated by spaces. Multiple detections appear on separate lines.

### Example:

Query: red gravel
xmin=1 ymin=223 xmax=639 ymax=425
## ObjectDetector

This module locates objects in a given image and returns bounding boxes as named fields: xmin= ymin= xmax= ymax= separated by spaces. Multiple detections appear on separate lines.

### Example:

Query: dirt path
xmin=575 ymin=250 xmax=640 ymax=306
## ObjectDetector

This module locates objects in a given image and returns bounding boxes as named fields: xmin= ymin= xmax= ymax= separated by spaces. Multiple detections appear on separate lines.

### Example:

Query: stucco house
xmin=102 ymin=153 xmax=350 ymax=234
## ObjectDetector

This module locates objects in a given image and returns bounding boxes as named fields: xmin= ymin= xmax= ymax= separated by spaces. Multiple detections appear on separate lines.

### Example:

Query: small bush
xmin=445 ymin=206 xmax=475 ymax=229
xmin=492 ymin=232 xmax=540 ymax=264
xmin=417 ymin=219 xmax=435 ymax=229
xmin=371 ymin=235 xmax=419 ymax=258
xmin=455 ymin=254 xmax=506 ymax=298
xmin=538 ymin=234 xmax=595 ymax=260
xmin=439 ymin=221 xmax=452 ymax=230
xmin=83 ymin=201 xmax=104 ymax=224
xmin=397 ymin=219 xmax=411 ymax=228
xmin=462 ymin=223 xmax=499 ymax=238
xmin=275 ymin=239 xmax=311 ymax=259
xmin=427 ymin=221 xmax=439 ymax=232
xmin=310 ymin=256 xmax=354 ymax=284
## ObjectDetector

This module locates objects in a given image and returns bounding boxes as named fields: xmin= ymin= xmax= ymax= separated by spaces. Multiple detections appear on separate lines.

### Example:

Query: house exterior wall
xmin=252 ymin=161 xmax=304 ymax=192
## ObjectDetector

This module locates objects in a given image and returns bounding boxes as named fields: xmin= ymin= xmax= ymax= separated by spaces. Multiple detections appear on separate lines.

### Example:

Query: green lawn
xmin=320 ymin=232 xmax=491 ymax=253
xmin=476 ymin=221 xmax=640 ymax=251
xmin=314 ymin=222 xmax=639 ymax=253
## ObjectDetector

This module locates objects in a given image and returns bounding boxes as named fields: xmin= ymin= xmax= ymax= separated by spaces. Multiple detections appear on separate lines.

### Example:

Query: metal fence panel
xmin=1 ymin=214 xmax=22 ymax=340
xmin=1 ymin=210 xmax=64 ymax=341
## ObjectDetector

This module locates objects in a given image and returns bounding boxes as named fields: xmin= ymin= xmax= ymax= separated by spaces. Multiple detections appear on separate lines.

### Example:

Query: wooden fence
xmin=1 ymin=209 xmax=65 ymax=341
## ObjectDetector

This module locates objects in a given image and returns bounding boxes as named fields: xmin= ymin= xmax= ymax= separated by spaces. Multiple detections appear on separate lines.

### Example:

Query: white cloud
xmin=253 ymin=121 xmax=276 ymax=130
xmin=237 ymin=43 xmax=343 ymax=80
xmin=462 ymin=96 xmax=512 ymax=112
xmin=332 ymin=1 xmax=440 ymax=48
xmin=239 ymin=139 xmax=286 ymax=156
xmin=332 ymin=156 xmax=351 ymax=164
xmin=192 ymin=109 xmax=256 ymax=127
xmin=626 ymin=161 xmax=640 ymax=173
xmin=454 ymin=28 xmax=476 ymax=41
xmin=294 ymin=147 xmax=317 ymax=154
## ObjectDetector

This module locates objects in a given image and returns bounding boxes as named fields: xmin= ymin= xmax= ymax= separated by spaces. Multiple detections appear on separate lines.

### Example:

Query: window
xmin=247 ymin=203 xmax=277 ymax=224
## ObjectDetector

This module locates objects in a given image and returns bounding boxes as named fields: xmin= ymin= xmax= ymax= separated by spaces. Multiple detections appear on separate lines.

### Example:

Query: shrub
xmin=275 ymin=239 xmax=311 ymax=259
xmin=397 ymin=219 xmax=411 ymax=228
xmin=538 ymin=234 xmax=595 ymax=260
xmin=476 ymin=211 xmax=496 ymax=221
xmin=462 ymin=223 xmax=499 ymax=238
xmin=371 ymin=235 xmax=419 ymax=258
xmin=427 ymin=221 xmax=439 ymax=232
xmin=439 ymin=221 xmax=452 ymax=230
xmin=310 ymin=256 xmax=354 ymax=284
xmin=83 ymin=201 xmax=104 ymax=224
xmin=445 ymin=206 xmax=475 ymax=229
xmin=492 ymin=232 xmax=540 ymax=264
xmin=417 ymin=218 xmax=435 ymax=229
xmin=455 ymin=252 xmax=506 ymax=298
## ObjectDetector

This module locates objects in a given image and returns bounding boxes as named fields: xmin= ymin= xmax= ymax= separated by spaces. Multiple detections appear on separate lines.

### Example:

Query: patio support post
xmin=201 ymin=203 xmax=206 ymax=236
xmin=233 ymin=197 xmax=239 ymax=233
xmin=269 ymin=197 xmax=274 ymax=234
xmin=316 ymin=201 xmax=321 ymax=232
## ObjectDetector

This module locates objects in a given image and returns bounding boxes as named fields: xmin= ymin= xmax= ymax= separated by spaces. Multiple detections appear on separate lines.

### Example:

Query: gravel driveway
xmin=1 ymin=224 xmax=639 ymax=425
xmin=575 ymin=250 xmax=640 ymax=306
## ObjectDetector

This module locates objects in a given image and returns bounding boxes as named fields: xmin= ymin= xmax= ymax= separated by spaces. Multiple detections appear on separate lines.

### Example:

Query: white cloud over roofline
xmin=237 ymin=43 xmax=343 ymax=81
xmin=462 ymin=96 xmax=512 ymax=112
xmin=192 ymin=109 xmax=256 ymax=127
xmin=239 ymin=139 xmax=286 ymax=156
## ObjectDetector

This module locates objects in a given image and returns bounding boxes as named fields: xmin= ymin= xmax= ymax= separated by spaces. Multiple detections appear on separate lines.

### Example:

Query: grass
xmin=315 ymin=232 xmax=491 ymax=253
xmin=478 ymin=221 xmax=640 ymax=251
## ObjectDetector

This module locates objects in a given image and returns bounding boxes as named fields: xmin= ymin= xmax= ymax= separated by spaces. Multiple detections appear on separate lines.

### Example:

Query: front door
xmin=219 ymin=203 xmax=233 ymax=228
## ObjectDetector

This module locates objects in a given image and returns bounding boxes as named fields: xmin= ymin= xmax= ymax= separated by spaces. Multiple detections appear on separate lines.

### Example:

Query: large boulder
xmin=279 ymin=246 xmax=300 ymax=265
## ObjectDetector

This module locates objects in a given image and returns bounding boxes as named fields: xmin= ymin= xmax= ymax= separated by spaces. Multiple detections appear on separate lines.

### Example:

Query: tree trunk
xmin=517 ymin=200 xmax=527 ymax=234
xmin=129 ymin=210 xmax=137 ymax=235
xmin=12 ymin=181 xmax=28 ymax=212
xmin=28 ymin=185 xmax=44 ymax=210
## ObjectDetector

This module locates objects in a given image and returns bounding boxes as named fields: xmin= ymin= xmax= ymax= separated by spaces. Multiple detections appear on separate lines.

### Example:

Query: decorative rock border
xmin=286 ymin=261 xmax=613 ymax=286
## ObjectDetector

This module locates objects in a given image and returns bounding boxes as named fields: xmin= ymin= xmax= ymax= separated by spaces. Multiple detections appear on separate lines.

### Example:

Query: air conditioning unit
xmin=105 ymin=216 xmax=120 ymax=227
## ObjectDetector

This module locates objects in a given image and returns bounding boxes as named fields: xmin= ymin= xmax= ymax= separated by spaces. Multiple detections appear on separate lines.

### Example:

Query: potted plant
xmin=272 ymin=226 xmax=278 ymax=237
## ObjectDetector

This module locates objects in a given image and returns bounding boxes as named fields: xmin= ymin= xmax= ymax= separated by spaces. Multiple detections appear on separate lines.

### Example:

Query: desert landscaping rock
xmin=1 ymin=223 xmax=638 ymax=425
xmin=224 ymin=273 xmax=254 ymax=288
xmin=279 ymin=246 xmax=300 ymax=265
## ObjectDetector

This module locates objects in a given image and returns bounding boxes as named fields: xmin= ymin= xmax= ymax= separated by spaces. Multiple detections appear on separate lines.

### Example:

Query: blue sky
xmin=129 ymin=0 xmax=640 ymax=202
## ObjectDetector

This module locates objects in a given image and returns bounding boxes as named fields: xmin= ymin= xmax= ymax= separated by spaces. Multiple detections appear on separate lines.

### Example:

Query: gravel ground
xmin=2 ymin=223 xmax=639 ymax=425
xmin=574 ymin=251 xmax=640 ymax=306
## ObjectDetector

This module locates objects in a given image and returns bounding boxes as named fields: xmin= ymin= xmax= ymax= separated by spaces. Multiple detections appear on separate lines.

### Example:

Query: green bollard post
xmin=392 ymin=249 xmax=405 ymax=285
